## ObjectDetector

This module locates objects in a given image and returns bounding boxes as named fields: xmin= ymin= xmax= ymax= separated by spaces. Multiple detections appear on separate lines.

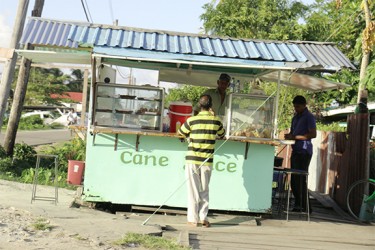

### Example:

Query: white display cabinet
xmin=93 ymin=83 xmax=164 ymax=131
xmin=225 ymin=94 xmax=275 ymax=139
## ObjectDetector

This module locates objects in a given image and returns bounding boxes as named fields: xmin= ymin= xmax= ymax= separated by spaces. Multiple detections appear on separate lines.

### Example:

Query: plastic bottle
xmin=230 ymin=77 xmax=235 ymax=93
xmin=235 ymin=80 xmax=241 ymax=93
xmin=162 ymin=115 xmax=170 ymax=132
xmin=176 ymin=121 xmax=181 ymax=133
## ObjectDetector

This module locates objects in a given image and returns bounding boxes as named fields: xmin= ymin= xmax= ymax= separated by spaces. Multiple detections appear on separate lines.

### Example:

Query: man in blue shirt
xmin=284 ymin=95 xmax=316 ymax=212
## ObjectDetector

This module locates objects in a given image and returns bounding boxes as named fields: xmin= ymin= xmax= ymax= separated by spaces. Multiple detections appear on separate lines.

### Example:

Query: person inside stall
xmin=179 ymin=94 xmax=225 ymax=227
xmin=194 ymin=73 xmax=231 ymax=117
xmin=284 ymin=95 xmax=316 ymax=213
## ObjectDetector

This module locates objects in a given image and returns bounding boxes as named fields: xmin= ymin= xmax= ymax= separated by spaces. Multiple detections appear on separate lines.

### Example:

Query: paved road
xmin=0 ymin=129 xmax=72 ymax=146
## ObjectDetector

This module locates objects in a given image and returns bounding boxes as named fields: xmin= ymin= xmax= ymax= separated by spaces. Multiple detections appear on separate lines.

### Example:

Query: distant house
xmin=50 ymin=92 xmax=83 ymax=112
xmin=50 ymin=92 xmax=83 ymax=103
xmin=321 ymin=101 xmax=375 ymax=122
xmin=321 ymin=101 xmax=375 ymax=138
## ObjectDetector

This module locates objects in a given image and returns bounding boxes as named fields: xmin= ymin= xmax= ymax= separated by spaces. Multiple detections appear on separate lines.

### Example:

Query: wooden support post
xmin=80 ymin=69 xmax=89 ymax=126
xmin=3 ymin=44 xmax=33 ymax=156
xmin=114 ymin=134 xmax=118 ymax=151
xmin=244 ymin=142 xmax=250 ymax=160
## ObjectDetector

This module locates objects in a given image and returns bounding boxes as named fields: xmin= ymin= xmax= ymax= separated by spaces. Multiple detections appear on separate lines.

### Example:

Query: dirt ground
xmin=0 ymin=179 xmax=374 ymax=250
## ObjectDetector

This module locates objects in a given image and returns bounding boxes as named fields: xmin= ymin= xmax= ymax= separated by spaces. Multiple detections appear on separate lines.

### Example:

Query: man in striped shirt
xmin=178 ymin=94 xmax=225 ymax=227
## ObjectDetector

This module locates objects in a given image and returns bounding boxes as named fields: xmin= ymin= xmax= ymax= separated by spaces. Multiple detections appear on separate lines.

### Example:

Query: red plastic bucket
xmin=67 ymin=160 xmax=85 ymax=185
xmin=168 ymin=101 xmax=193 ymax=133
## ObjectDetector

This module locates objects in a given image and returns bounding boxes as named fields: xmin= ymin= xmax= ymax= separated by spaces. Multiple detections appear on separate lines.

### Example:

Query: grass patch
xmin=31 ymin=218 xmax=53 ymax=231
xmin=114 ymin=233 xmax=191 ymax=250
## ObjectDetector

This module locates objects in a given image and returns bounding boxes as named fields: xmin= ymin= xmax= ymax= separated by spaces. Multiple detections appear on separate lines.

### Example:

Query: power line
xmin=108 ymin=0 xmax=115 ymax=24
xmin=80 ymin=0 xmax=90 ymax=22
xmin=84 ymin=0 xmax=94 ymax=23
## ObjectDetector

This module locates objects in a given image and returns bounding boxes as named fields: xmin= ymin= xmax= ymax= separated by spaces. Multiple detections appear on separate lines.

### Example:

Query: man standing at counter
xmin=194 ymin=73 xmax=231 ymax=117
xmin=179 ymin=94 xmax=225 ymax=227
xmin=284 ymin=95 xmax=316 ymax=213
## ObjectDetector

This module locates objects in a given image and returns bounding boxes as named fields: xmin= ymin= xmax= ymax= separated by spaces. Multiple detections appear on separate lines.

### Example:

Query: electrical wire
xmin=116 ymin=66 xmax=130 ymax=79
xmin=108 ymin=0 xmax=115 ymax=24
xmin=80 ymin=0 xmax=91 ymax=23
xmin=142 ymin=91 xmax=276 ymax=225
xmin=84 ymin=0 xmax=94 ymax=23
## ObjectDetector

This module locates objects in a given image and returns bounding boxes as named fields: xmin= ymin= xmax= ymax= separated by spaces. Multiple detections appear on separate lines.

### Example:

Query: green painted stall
xmin=83 ymin=129 xmax=281 ymax=213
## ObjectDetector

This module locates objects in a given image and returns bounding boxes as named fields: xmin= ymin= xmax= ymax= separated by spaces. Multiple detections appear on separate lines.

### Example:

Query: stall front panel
xmin=83 ymin=133 xmax=274 ymax=213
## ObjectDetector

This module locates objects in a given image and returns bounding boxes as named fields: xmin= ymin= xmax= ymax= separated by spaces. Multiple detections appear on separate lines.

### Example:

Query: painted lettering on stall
xmin=213 ymin=161 xmax=237 ymax=173
xmin=182 ymin=161 xmax=237 ymax=173
xmin=121 ymin=151 xmax=169 ymax=167
xmin=120 ymin=150 xmax=237 ymax=172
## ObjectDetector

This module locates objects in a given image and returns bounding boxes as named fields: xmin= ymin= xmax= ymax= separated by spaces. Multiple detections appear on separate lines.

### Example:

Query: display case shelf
xmin=93 ymin=83 xmax=164 ymax=131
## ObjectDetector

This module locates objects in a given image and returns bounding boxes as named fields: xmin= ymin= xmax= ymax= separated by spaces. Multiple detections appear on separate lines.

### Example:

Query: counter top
xmin=91 ymin=126 xmax=294 ymax=146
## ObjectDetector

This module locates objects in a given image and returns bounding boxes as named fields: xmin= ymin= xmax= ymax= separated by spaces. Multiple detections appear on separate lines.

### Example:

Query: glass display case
xmin=93 ymin=83 xmax=164 ymax=131
xmin=225 ymin=94 xmax=275 ymax=139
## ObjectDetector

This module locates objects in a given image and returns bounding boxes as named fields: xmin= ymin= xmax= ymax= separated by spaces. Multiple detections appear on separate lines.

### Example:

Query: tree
xmin=303 ymin=0 xmax=375 ymax=103
xmin=200 ymin=0 xmax=308 ymax=40
xmin=165 ymin=85 xmax=208 ymax=107
xmin=67 ymin=69 xmax=84 ymax=92
xmin=18 ymin=67 xmax=69 ymax=105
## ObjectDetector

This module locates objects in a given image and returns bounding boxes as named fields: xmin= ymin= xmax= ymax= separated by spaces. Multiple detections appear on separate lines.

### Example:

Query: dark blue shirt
xmin=291 ymin=108 xmax=316 ymax=155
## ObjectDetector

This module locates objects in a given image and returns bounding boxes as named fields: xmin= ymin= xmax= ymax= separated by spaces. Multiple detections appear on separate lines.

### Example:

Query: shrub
xmin=18 ymin=116 xmax=45 ymax=130
xmin=0 ymin=157 xmax=13 ymax=173
xmin=14 ymin=143 xmax=37 ymax=166
xmin=38 ymin=137 xmax=86 ymax=172
xmin=0 ymin=145 xmax=6 ymax=158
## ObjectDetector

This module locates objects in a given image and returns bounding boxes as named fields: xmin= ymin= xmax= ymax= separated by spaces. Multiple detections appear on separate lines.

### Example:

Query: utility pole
xmin=0 ymin=0 xmax=29 ymax=132
xmin=3 ymin=0 xmax=44 ymax=156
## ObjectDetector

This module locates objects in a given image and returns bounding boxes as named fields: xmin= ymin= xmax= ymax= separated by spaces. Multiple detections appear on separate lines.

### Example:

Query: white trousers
xmin=185 ymin=163 xmax=212 ymax=223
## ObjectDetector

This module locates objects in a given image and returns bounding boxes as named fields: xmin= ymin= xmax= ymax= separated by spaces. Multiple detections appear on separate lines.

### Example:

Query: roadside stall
xmin=16 ymin=17 xmax=354 ymax=213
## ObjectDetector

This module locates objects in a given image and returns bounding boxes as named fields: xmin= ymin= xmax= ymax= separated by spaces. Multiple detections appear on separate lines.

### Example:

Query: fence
xmin=277 ymin=113 xmax=371 ymax=211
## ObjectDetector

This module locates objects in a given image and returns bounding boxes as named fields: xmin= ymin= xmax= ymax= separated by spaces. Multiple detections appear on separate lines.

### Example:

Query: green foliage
xmin=316 ymin=122 xmax=346 ymax=132
xmin=259 ymin=82 xmax=308 ymax=131
xmin=363 ymin=61 xmax=375 ymax=101
xmin=0 ymin=157 xmax=13 ymax=173
xmin=114 ymin=233 xmax=191 ymax=250
xmin=0 ymin=145 xmax=6 ymax=158
xmin=311 ymin=69 xmax=359 ymax=108
xmin=18 ymin=116 xmax=46 ymax=130
xmin=13 ymin=143 xmax=37 ymax=166
xmin=165 ymin=85 xmax=208 ymax=107
xmin=201 ymin=0 xmax=307 ymax=40
xmin=303 ymin=0 xmax=363 ymax=59
xmin=38 ymin=137 xmax=86 ymax=172
xmin=17 ymin=67 xmax=69 ymax=106
xmin=31 ymin=218 xmax=53 ymax=231
xmin=20 ymin=167 xmax=68 ymax=187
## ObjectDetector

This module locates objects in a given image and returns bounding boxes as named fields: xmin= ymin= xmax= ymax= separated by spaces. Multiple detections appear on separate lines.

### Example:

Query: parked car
xmin=21 ymin=109 xmax=80 ymax=126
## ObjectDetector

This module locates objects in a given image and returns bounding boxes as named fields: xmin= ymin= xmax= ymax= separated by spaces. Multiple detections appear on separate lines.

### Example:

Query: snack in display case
xmin=225 ymin=94 xmax=275 ymax=139
xmin=94 ymin=83 xmax=164 ymax=131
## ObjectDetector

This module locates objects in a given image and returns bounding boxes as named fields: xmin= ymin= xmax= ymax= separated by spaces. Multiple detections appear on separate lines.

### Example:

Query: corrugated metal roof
xmin=20 ymin=17 xmax=355 ymax=70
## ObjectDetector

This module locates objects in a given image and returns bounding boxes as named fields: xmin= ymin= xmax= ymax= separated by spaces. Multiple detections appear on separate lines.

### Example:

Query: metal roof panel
xmin=19 ymin=17 xmax=356 ymax=70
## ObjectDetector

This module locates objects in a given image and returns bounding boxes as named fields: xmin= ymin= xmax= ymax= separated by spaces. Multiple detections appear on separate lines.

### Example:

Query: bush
xmin=0 ymin=145 xmax=6 ymax=158
xmin=38 ymin=137 xmax=86 ymax=172
xmin=18 ymin=116 xmax=45 ymax=130
xmin=14 ymin=143 xmax=37 ymax=166
xmin=317 ymin=122 xmax=346 ymax=132
xmin=0 ymin=157 xmax=13 ymax=173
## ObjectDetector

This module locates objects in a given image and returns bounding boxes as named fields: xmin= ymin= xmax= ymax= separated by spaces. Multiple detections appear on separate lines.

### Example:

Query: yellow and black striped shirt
xmin=178 ymin=111 xmax=225 ymax=166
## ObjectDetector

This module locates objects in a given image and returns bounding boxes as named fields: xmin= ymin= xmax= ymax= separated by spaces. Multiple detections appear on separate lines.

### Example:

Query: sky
xmin=0 ymin=0 xmax=315 ymax=86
